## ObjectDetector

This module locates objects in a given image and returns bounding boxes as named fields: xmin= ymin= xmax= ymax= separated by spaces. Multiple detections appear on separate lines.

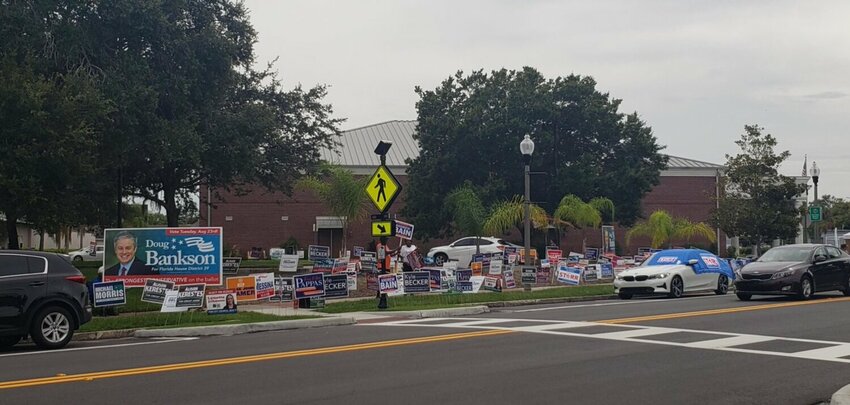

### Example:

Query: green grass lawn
xmin=319 ymin=284 xmax=615 ymax=313
xmin=79 ymin=311 xmax=317 ymax=333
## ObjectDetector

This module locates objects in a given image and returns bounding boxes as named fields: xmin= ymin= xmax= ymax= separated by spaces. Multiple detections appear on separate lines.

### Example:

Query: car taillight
xmin=66 ymin=275 xmax=87 ymax=284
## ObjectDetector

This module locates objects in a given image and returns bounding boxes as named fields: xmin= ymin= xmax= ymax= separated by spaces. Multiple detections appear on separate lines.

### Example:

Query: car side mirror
xmin=687 ymin=259 xmax=699 ymax=266
xmin=814 ymin=254 xmax=827 ymax=263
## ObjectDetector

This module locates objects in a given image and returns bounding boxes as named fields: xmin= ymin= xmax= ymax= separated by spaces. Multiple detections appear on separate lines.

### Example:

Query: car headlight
xmin=648 ymin=273 xmax=669 ymax=279
xmin=771 ymin=270 xmax=795 ymax=279
xmin=615 ymin=275 xmax=625 ymax=280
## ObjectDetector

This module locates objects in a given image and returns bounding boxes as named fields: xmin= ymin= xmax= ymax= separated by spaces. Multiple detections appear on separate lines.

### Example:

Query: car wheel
xmin=667 ymin=276 xmax=684 ymax=298
xmin=72 ymin=256 xmax=83 ymax=263
xmin=434 ymin=253 xmax=448 ymax=266
xmin=736 ymin=293 xmax=752 ymax=301
xmin=714 ymin=275 xmax=729 ymax=295
xmin=30 ymin=306 xmax=75 ymax=350
xmin=797 ymin=276 xmax=814 ymax=300
xmin=0 ymin=335 xmax=21 ymax=348
xmin=618 ymin=292 xmax=633 ymax=300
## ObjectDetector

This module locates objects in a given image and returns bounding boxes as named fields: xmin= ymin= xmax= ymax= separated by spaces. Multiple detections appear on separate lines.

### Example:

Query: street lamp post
xmin=810 ymin=161 xmax=820 ymax=243
xmin=520 ymin=134 xmax=535 ymax=291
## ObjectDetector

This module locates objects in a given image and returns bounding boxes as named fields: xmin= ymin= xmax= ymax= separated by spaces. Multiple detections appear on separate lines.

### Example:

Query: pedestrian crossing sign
xmin=365 ymin=165 xmax=401 ymax=213
xmin=371 ymin=220 xmax=396 ymax=237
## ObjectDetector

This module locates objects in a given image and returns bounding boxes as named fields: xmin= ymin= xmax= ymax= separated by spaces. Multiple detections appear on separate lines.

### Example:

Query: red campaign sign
xmin=165 ymin=227 xmax=222 ymax=236
xmin=546 ymin=249 xmax=562 ymax=263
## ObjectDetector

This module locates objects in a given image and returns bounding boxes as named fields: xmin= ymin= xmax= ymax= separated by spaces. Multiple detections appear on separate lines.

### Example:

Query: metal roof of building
xmin=321 ymin=120 xmax=724 ymax=170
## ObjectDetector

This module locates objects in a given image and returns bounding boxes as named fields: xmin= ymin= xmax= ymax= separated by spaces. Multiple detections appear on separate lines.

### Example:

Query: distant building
xmin=201 ymin=120 xmax=736 ymax=256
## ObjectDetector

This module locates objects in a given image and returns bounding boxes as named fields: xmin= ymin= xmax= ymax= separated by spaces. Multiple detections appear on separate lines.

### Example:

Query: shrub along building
xmin=201 ymin=120 xmax=731 ymax=257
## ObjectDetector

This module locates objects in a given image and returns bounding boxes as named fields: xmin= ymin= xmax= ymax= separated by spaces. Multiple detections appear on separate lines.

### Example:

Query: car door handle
xmin=28 ymin=281 xmax=45 ymax=287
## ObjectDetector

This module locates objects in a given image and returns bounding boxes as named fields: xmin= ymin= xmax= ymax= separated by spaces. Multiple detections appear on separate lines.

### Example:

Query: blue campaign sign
xmin=402 ymin=271 xmax=430 ymax=293
xmin=394 ymin=220 xmax=415 ymax=240
xmin=584 ymin=248 xmax=599 ymax=261
xmin=645 ymin=249 xmax=735 ymax=280
xmin=353 ymin=246 xmax=364 ymax=258
xmin=294 ymin=273 xmax=325 ymax=299
xmin=323 ymin=274 xmax=349 ymax=299
xmin=93 ymin=281 xmax=126 ymax=307
xmin=308 ymin=245 xmax=330 ymax=260
xmin=600 ymin=263 xmax=614 ymax=278
xmin=103 ymin=227 xmax=223 ymax=287
xmin=456 ymin=269 xmax=472 ymax=282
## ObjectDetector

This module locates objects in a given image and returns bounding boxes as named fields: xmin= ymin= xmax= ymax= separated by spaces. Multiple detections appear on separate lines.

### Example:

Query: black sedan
xmin=734 ymin=244 xmax=850 ymax=301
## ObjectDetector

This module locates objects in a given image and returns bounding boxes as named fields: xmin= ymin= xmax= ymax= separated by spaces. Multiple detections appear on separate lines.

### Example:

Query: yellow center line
xmin=0 ymin=329 xmax=512 ymax=390
xmin=596 ymin=296 xmax=850 ymax=324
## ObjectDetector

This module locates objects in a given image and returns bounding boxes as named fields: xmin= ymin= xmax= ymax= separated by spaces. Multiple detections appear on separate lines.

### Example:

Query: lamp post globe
xmin=520 ymin=134 xmax=534 ymax=290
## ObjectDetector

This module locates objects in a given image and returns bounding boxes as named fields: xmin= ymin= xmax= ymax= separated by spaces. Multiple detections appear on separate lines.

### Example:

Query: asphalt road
xmin=3 ymin=292 xmax=850 ymax=404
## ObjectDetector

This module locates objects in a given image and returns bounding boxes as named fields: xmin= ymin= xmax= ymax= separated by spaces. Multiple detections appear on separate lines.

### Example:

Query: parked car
xmin=734 ymin=244 xmax=850 ymax=301
xmin=0 ymin=251 xmax=93 ymax=349
xmin=68 ymin=244 xmax=104 ymax=262
xmin=427 ymin=237 xmax=520 ymax=267
xmin=614 ymin=249 xmax=734 ymax=299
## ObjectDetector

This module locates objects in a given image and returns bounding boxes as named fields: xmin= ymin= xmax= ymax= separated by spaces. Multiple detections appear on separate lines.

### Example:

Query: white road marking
xmin=370 ymin=317 xmax=850 ymax=364
xmin=510 ymin=294 xmax=727 ymax=313
xmin=0 ymin=337 xmax=198 ymax=358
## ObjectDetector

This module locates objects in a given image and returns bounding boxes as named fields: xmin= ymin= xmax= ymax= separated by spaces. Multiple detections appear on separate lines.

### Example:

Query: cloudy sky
xmin=243 ymin=0 xmax=849 ymax=198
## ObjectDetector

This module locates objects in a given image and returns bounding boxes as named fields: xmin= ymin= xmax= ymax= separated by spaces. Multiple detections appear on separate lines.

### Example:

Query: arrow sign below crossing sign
xmin=371 ymin=220 xmax=395 ymax=237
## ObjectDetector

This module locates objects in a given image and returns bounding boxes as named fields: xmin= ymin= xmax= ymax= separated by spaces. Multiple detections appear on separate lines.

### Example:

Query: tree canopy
xmin=0 ymin=0 xmax=341 ymax=247
xmin=711 ymin=125 xmax=804 ymax=254
xmin=404 ymin=67 xmax=667 ymax=239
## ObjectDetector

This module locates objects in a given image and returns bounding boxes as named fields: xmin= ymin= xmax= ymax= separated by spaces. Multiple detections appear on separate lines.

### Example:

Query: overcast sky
xmin=243 ymin=0 xmax=849 ymax=199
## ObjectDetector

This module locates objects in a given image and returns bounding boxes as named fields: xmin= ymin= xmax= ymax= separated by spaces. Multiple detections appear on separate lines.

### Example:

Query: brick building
xmin=200 ymin=120 xmax=728 ymax=257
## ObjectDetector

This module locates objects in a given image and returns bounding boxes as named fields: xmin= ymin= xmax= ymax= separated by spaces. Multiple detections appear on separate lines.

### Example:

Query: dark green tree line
xmin=404 ymin=67 xmax=668 ymax=239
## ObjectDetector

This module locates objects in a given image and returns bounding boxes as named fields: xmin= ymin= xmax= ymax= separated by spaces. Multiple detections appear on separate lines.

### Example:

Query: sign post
xmin=367 ymin=141 xmax=402 ymax=310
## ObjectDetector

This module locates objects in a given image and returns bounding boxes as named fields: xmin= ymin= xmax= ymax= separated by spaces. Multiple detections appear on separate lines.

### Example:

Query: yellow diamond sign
xmin=365 ymin=165 xmax=401 ymax=213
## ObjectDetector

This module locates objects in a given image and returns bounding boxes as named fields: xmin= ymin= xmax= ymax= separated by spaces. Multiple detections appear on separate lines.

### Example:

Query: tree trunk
xmin=164 ymin=186 xmax=179 ymax=227
xmin=79 ymin=227 xmax=84 ymax=249
xmin=5 ymin=214 xmax=19 ymax=250
xmin=38 ymin=230 xmax=45 ymax=251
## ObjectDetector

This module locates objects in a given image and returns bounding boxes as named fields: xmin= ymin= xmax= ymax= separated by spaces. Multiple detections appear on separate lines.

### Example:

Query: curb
xmin=832 ymin=383 xmax=850 ymax=405
xmin=133 ymin=317 xmax=357 ymax=338
xmin=484 ymin=294 xmax=617 ymax=308
xmin=75 ymin=329 xmax=138 ymax=341
xmin=366 ymin=305 xmax=490 ymax=319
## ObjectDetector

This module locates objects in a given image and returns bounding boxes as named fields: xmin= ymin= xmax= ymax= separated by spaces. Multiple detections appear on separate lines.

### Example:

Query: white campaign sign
xmin=279 ymin=254 xmax=299 ymax=273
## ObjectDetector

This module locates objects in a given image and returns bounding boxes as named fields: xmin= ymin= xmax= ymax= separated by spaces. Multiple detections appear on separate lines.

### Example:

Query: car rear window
xmin=27 ymin=257 xmax=47 ymax=273
xmin=0 ymin=255 xmax=30 ymax=277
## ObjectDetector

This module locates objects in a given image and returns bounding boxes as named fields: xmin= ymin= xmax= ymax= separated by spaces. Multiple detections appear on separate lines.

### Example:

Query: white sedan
xmin=68 ymin=245 xmax=104 ymax=262
xmin=427 ymin=237 xmax=518 ymax=267
xmin=613 ymin=249 xmax=733 ymax=299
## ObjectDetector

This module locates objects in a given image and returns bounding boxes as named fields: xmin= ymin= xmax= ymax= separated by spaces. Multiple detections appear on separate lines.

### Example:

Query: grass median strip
xmin=319 ymin=285 xmax=614 ymax=313
xmin=79 ymin=312 xmax=318 ymax=333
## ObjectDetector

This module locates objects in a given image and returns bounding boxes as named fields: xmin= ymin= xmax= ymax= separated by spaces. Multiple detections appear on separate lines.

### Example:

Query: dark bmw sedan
xmin=734 ymin=244 xmax=850 ymax=301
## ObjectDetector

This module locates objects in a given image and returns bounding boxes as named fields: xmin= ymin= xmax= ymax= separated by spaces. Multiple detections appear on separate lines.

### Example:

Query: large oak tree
xmin=404 ymin=67 xmax=667 ymax=239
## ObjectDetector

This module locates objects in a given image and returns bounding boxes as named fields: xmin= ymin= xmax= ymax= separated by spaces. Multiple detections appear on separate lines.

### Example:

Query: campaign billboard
xmin=103 ymin=227 xmax=223 ymax=287
xmin=93 ymin=281 xmax=126 ymax=307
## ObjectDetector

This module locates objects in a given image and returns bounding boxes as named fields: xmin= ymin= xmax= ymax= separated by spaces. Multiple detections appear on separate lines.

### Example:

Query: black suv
xmin=0 ymin=251 xmax=92 ymax=349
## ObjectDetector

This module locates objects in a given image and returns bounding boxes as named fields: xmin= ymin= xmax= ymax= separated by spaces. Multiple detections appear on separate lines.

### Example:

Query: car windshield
xmin=757 ymin=247 xmax=812 ymax=262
